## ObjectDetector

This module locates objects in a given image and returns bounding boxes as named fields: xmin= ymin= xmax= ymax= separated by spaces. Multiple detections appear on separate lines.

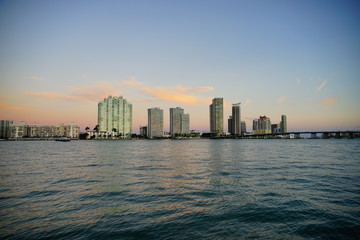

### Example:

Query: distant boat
xmin=55 ymin=137 xmax=71 ymax=142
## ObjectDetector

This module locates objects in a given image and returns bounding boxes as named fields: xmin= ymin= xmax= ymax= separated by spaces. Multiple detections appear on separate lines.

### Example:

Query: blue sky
xmin=1 ymin=0 xmax=359 ymax=132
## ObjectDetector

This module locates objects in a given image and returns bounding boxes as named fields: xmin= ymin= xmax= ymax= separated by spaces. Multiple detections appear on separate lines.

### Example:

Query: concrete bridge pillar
xmin=295 ymin=133 xmax=301 ymax=139
xmin=322 ymin=133 xmax=329 ymax=139
xmin=311 ymin=133 xmax=317 ymax=139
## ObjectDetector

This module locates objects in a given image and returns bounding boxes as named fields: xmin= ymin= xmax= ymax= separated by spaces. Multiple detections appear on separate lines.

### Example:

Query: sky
xmin=0 ymin=0 xmax=359 ymax=132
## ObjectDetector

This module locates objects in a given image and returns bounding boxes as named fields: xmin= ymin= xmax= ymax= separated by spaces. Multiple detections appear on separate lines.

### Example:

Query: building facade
xmin=241 ymin=121 xmax=246 ymax=135
xmin=170 ymin=107 xmax=190 ymax=137
xmin=231 ymin=103 xmax=241 ymax=135
xmin=139 ymin=126 xmax=148 ymax=138
xmin=148 ymin=108 xmax=163 ymax=138
xmin=10 ymin=122 xmax=80 ymax=138
xmin=0 ymin=120 xmax=13 ymax=139
xmin=98 ymin=96 xmax=132 ymax=137
xmin=228 ymin=116 xmax=233 ymax=134
xmin=210 ymin=98 xmax=224 ymax=134
xmin=280 ymin=115 xmax=287 ymax=133
xmin=253 ymin=116 xmax=271 ymax=134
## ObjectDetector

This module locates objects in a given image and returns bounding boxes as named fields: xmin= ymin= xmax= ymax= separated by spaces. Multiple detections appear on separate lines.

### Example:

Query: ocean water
xmin=0 ymin=139 xmax=359 ymax=239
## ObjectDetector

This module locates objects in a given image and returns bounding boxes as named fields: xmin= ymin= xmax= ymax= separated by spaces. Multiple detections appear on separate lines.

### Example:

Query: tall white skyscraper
xmin=170 ymin=107 xmax=190 ymax=137
xmin=148 ymin=108 xmax=163 ymax=138
xmin=231 ymin=103 xmax=241 ymax=135
xmin=210 ymin=98 xmax=224 ymax=134
xmin=98 ymin=96 xmax=132 ymax=137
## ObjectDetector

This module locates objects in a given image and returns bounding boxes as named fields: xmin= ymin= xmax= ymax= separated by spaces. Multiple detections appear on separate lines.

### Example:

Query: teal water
xmin=1 ymin=139 xmax=359 ymax=239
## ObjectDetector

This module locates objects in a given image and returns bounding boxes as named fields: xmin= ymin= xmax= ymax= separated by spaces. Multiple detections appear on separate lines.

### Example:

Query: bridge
xmin=213 ymin=131 xmax=360 ymax=139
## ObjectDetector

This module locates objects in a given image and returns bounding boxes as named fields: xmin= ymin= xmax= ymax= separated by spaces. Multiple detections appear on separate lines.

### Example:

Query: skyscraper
xmin=210 ymin=98 xmax=223 ymax=134
xmin=253 ymin=116 xmax=271 ymax=134
xmin=231 ymin=103 xmax=241 ymax=135
xmin=280 ymin=115 xmax=287 ymax=133
xmin=98 ymin=96 xmax=132 ymax=137
xmin=148 ymin=108 xmax=163 ymax=138
xmin=170 ymin=107 xmax=190 ymax=137
xmin=228 ymin=116 xmax=233 ymax=134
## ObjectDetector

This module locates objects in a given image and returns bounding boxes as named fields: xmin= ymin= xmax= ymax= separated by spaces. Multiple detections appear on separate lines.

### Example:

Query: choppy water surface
xmin=1 ymin=139 xmax=359 ymax=239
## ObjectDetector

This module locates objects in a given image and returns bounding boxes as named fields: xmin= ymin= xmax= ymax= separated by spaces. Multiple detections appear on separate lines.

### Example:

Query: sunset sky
xmin=1 ymin=0 xmax=359 ymax=132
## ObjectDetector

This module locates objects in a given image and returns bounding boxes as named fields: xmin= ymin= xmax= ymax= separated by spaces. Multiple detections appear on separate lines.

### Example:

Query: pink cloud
xmin=319 ymin=97 xmax=340 ymax=106
xmin=121 ymin=77 xmax=145 ymax=87
xmin=141 ymin=85 xmax=214 ymax=105
xmin=27 ymin=81 xmax=120 ymax=102
xmin=0 ymin=101 xmax=46 ymax=113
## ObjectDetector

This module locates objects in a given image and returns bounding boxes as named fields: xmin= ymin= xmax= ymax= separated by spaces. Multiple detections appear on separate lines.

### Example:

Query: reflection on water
xmin=1 ymin=139 xmax=359 ymax=239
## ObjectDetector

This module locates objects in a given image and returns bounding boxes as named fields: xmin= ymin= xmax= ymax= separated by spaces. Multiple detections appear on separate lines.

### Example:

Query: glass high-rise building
xmin=148 ymin=108 xmax=163 ymax=138
xmin=280 ymin=115 xmax=287 ymax=133
xmin=210 ymin=98 xmax=224 ymax=134
xmin=228 ymin=116 xmax=233 ymax=134
xmin=98 ymin=96 xmax=132 ymax=137
xmin=231 ymin=103 xmax=241 ymax=135
xmin=170 ymin=107 xmax=190 ymax=137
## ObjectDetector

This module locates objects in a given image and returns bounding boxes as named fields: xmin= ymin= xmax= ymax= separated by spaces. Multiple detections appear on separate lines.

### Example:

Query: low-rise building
xmin=10 ymin=122 xmax=80 ymax=139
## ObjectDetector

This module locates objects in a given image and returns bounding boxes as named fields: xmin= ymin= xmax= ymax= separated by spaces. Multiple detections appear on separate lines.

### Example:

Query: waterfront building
xmin=0 ymin=120 xmax=13 ymax=139
xmin=148 ymin=108 xmax=163 ymax=138
xmin=98 ymin=96 xmax=132 ymax=138
xmin=271 ymin=123 xmax=281 ymax=133
xmin=139 ymin=126 xmax=148 ymax=138
xmin=228 ymin=116 xmax=233 ymax=134
xmin=210 ymin=98 xmax=224 ymax=134
xmin=170 ymin=107 xmax=190 ymax=137
xmin=253 ymin=116 xmax=271 ymax=134
xmin=241 ymin=121 xmax=246 ymax=135
xmin=10 ymin=122 xmax=80 ymax=138
xmin=231 ymin=103 xmax=241 ymax=135
xmin=253 ymin=120 xmax=258 ymax=131
xmin=280 ymin=115 xmax=287 ymax=133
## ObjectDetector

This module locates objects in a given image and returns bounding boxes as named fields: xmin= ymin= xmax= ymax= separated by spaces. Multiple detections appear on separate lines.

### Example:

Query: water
xmin=0 ymin=139 xmax=359 ymax=239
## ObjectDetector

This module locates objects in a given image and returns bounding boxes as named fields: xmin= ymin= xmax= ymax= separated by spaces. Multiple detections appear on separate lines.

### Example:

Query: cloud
xmin=177 ymin=86 xmax=214 ymax=93
xmin=121 ymin=77 xmax=145 ymax=87
xmin=141 ymin=85 xmax=214 ymax=105
xmin=319 ymin=97 xmax=339 ymax=106
xmin=316 ymin=79 xmax=328 ymax=92
xmin=27 ymin=81 xmax=119 ymax=102
xmin=243 ymin=99 xmax=251 ymax=107
xmin=277 ymin=96 xmax=288 ymax=104
xmin=31 ymin=76 xmax=47 ymax=81
xmin=0 ymin=101 xmax=45 ymax=113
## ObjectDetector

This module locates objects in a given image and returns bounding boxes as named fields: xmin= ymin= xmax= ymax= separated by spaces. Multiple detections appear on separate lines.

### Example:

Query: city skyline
xmin=1 ymin=1 xmax=359 ymax=132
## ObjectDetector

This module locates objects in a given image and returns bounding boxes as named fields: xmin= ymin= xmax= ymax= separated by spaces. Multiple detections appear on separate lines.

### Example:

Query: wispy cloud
xmin=0 ymin=101 xmax=45 ymax=113
xmin=121 ymin=77 xmax=145 ymax=87
xmin=141 ymin=85 xmax=214 ymax=105
xmin=316 ymin=79 xmax=328 ymax=92
xmin=31 ymin=76 xmax=48 ymax=81
xmin=27 ymin=81 xmax=119 ymax=102
xmin=177 ymin=86 xmax=214 ymax=93
xmin=319 ymin=97 xmax=340 ymax=106
xmin=277 ymin=96 xmax=288 ymax=104
xmin=243 ymin=99 xmax=251 ymax=107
